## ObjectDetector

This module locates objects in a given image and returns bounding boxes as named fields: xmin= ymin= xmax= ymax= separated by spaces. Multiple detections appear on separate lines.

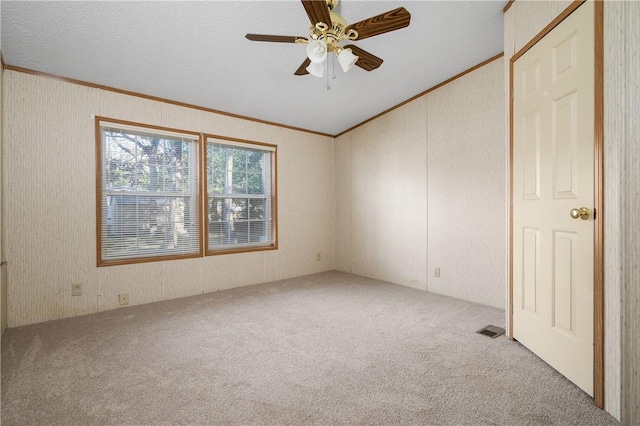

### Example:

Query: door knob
xmin=570 ymin=207 xmax=590 ymax=220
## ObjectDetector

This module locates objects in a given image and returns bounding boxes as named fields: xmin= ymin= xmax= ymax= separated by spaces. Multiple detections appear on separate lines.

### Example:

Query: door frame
xmin=507 ymin=0 xmax=604 ymax=408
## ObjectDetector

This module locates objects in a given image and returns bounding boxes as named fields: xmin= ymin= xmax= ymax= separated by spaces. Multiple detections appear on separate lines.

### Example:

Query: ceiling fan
xmin=245 ymin=0 xmax=411 ymax=79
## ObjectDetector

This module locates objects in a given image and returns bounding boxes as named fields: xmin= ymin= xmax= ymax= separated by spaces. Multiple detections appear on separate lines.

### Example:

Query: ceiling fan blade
xmin=294 ymin=58 xmax=311 ymax=76
xmin=345 ymin=7 xmax=411 ymax=40
xmin=301 ymin=0 xmax=332 ymax=27
xmin=344 ymin=45 xmax=383 ymax=71
xmin=246 ymin=34 xmax=307 ymax=43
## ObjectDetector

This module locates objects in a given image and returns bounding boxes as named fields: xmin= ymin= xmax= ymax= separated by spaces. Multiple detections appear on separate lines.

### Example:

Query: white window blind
xmin=206 ymin=136 xmax=276 ymax=252
xmin=99 ymin=122 xmax=200 ymax=263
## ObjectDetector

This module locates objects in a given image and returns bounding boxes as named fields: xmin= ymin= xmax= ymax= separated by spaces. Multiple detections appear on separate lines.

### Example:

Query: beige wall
xmin=1 ymin=57 xmax=4 ymax=420
xmin=334 ymin=56 xmax=506 ymax=309
xmin=1 ymin=58 xmax=5 ymax=334
xmin=2 ymin=71 xmax=335 ymax=327
xmin=334 ymin=97 xmax=428 ymax=291
xmin=427 ymin=58 xmax=506 ymax=308
xmin=505 ymin=1 xmax=640 ymax=421
xmin=603 ymin=1 xmax=623 ymax=420
xmin=611 ymin=2 xmax=640 ymax=423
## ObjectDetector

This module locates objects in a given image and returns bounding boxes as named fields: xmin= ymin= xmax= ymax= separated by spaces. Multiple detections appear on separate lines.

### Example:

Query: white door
xmin=512 ymin=1 xmax=595 ymax=395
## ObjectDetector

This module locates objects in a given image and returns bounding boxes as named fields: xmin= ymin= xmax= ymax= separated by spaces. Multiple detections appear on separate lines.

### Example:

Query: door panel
xmin=513 ymin=1 xmax=595 ymax=396
xmin=552 ymin=91 xmax=578 ymax=198
xmin=522 ymin=228 xmax=539 ymax=314
xmin=552 ymin=230 xmax=576 ymax=335
xmin=523 ymin=111 xmax=541 ymax=200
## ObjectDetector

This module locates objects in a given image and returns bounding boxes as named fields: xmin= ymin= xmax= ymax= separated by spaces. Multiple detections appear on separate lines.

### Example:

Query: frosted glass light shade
xmin=338 ymin=48 xmax=359 ymax=72
xmin=306 ymin=61 xmax=324 ymax=78
xmin=306 ymin=40 xmax=328 ymax=63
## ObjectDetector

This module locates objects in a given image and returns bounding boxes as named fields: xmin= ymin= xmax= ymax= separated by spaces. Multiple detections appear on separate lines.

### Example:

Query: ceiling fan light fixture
xmin=306 ymin=39 xmax=328 ymax=63
xmin=306 ymin=61 xmax=325 ymax=78
xmin=337 ymin=48 xmax=359 ymax=73
xmin=245 ymin=1 xmax=411 ymax=79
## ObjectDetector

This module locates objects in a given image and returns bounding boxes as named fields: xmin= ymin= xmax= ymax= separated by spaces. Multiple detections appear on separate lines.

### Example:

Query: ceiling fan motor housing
xmin=309 ymin=11 xmax=357 ymax=53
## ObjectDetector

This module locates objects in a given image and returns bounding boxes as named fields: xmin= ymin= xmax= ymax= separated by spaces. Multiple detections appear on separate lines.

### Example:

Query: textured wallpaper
xmin=0 ymin=62 xmax=4 ymax=332
xmin=335 ymin=99 xmax=428 ymax=291
xmin=618 ymin=2 xmax=640 ymax=422
xmin=3 ymin=71 xmax=335 ymax=327
xmin=333 ymin=131 xmax=353 ymax=274
xmin=603 ymin=1 xmax=624 ymax=419
xmin=335 ymin=57 xmax=506 ymax=310
xmin=426 ymin=58 xmax=506 ymax=309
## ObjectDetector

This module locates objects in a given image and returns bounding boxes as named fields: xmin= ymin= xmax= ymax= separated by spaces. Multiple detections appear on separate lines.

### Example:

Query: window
xmin=97 ymin=118 xmax=201 ymax=265
xmin=205 ymin=136 xmax=277 ymax=254
xmin=96 ymin=119 xmax=277 ymax=265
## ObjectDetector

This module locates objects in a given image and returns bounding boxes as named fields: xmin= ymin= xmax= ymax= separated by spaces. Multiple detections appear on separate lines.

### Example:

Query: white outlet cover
xmin=72 ymin=283 xmax=82 ymax=296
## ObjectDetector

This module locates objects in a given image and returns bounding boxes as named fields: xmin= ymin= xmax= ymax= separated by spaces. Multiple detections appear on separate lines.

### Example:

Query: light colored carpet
xmin=1 ymin=271 xmax=617 ymax=425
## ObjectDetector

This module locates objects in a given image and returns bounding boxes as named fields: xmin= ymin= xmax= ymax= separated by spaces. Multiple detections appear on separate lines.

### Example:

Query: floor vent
xmin=476 ymin=325 xmax=505 ymax=339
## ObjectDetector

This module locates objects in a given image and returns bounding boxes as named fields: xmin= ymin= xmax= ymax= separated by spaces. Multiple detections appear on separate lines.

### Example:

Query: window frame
xmin=204 ymin=134 xmax=278 ymax=256
xmin=95 ymin=119 xmax=279 ymax=266
xmin=95 ymin=117 xmax=203 ymax=266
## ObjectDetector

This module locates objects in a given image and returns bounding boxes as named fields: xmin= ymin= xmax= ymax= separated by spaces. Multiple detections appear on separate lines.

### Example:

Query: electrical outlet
xmin=434 ymin=267 xmax=441 ymax=278
xmin=71 ymin=283 xmax=82 ymax=297
xmin=316 ymin=252 xmax=321 ymax=261
xmin=118 ymin=293 xmax=129 ymax=306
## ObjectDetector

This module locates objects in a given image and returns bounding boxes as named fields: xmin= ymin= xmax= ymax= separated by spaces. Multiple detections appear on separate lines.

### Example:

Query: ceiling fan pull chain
xmin=332 ymin=54 xmax=337 ymax=80
xmin=326 ymin=58 xmax=331 ymax=90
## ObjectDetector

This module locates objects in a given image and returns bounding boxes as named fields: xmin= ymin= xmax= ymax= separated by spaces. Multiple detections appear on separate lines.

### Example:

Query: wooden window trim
xmin=203 ymin=134 xmax=278 ymax=257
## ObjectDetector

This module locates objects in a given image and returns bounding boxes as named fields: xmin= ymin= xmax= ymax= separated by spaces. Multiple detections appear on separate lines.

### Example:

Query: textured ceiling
xmin=0 ymin=1 xmax=504 ymax=135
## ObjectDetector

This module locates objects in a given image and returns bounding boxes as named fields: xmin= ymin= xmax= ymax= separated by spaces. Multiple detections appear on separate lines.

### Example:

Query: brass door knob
xmin=570 ymin=207 xmax=590 ymax=220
